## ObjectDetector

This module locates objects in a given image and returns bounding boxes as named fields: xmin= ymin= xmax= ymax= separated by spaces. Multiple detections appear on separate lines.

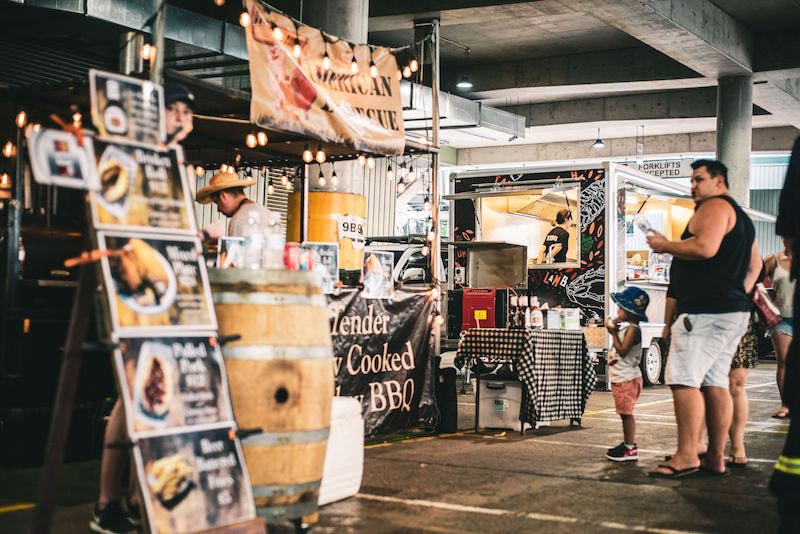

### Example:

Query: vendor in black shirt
xmin=538 ymin=208 xmax=573 ymax=263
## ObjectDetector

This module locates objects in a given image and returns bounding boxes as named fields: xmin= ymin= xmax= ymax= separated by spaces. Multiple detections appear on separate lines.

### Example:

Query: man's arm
xmin=743 ymin=240 xmax=762 ymax=294
xmin=662 ymin=296 xmax=677 ymax=341
xmin=647 ymin=198 xmax=731 ymax=259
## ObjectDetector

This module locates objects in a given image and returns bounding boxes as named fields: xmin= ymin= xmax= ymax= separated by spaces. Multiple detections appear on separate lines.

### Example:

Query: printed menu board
xmin=303 ymin=242 xmax=339 ymax=294
xmin=26 ymin=127 xmax=99 ymax=190
xmin=89 ymin=139 xmax=195 ymax=233
xmin=90 ymin=69 xmax=165 ymax=146
xmin=98 ymin=232 xmax=216 ymax=333
xmin=115 ymin=335 xmax=234 ymax=436
xmin=362 ymin=250 xmax=394 ymax=299
xmin=136 ymin=427 xmax=256 ymax=533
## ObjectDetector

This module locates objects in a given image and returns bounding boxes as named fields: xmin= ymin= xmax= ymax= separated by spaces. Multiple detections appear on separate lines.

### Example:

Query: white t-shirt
xmin=227 ymin=201 xmax=277 ymax=238
xmin=608 ymin=324 xmax=643 ymax=383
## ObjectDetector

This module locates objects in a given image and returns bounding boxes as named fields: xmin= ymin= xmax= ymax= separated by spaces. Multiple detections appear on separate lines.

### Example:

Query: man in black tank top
xmin=644 ymin=159 xmax=762 ymax=479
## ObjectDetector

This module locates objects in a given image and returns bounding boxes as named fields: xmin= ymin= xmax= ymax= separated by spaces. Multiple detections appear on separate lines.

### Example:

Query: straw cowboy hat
xmin=196 ymin=172 xmax=256 ymax=204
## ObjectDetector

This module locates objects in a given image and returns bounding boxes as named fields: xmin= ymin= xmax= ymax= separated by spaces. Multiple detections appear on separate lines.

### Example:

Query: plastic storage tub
xmin=318 ymin=397 xmax=364 ymax=506
xmin=478 ymin=379 xmax=523 ymax=431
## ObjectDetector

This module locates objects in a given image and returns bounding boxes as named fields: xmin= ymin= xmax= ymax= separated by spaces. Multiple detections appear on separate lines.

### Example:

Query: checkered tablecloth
xmin=457 ymin=328 xmax=596 ymax=425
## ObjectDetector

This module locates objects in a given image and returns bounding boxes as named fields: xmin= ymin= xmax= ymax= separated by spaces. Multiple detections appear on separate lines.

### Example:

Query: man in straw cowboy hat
xmin=197 ymin=170 xmax=277 ymax=238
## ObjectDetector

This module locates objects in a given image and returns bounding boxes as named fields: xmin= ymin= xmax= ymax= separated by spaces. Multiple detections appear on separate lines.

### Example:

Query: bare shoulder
xmin=697 ymin=196 xmax=734 ymax=215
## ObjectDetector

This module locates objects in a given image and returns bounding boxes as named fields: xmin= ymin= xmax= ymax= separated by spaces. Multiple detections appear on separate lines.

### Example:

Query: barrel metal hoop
xmin=222 ymin=345 xmax=332 ymax=361
xmin=251 ymin=480 xmax=321 ymax=498
xmin=213 ymin=292 xmax=327 ymax=307
xmin=242 ymin=427 xmax=330 ymax=447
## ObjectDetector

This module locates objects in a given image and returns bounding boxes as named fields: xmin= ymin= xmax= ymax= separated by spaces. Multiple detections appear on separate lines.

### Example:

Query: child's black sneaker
xmin=606 ymin=442 xmax=638 ymax=462
xmin=89 ymin=501 xmax=138 ymax=534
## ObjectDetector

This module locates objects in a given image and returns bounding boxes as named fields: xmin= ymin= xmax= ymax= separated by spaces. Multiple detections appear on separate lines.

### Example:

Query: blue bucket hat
xmin=611 ymin=286 xmax=649 ymax=322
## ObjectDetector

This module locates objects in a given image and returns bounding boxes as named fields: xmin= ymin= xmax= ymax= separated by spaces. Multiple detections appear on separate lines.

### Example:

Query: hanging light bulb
xmin=369 ymin=60 xmax=378 ymax=79
xmin=280 ymin=173 xmax=288 ymax=186
xmin=72 ymin=112 xmax=82 ymax=128
xmin=423 ymin=196 xmax=431 ymax=211
xmin=245 ymin=133 xmax=257 ymax=148
xmin=0 ymin=172 xmax=10 ymax=188
xmin=331 ymin=167 xmax=338 ymax=186
xmin=435 ymin=312 xmax=445 ymax=326
xmin=399 ymin=162 xmax=407 ymax=178
xmin=357 ymin=154 xmax=366 ymax=166
xmin=234 ymin=152 xmax=242 ymax=165
xmin=428 ymin=227 xmax=436 ymax=241
xmin=403 ymin=65 xmax=412 ymax=78
xmin=195 ymin=165 xmax=205 ymax=176
xmin=315 ymin=145 xmax=326 ymax=164
xmin=141 ymin=43 xmax=154 ymax=61
xmin=387 ymin=165 xmax=394 ymax=180
xmin=397 ymin=177 xmax=406 ymax=194
xmin=367 ymin=156 xmax=375 ymax=169
xmin=256 ymin=131 xmax=268 ymax=146
xmin=421 ymin=245 xmax=429 ymax=256
xmin=322 ymin=50 xmax=331 ymax=71
xmin=318 ymin=169 xmax=326 ymax=187
xmin=410 ymin=57 xmax=419 ymax=72
xmin=293 ymin=38 xmax=302 ymax=59
xmin=431 ymin=287 xmax=440 ymax=300
xmin=268 ymin=179 xmax=275 ymax=195
xmin=302 ymin=144 xmax=313 ymax=163
xmin=350 ymin=54 xmax=358 ymax=74
xmin=239 ymin=11 xmax=251 ymax=27
xmin=214 ymin=0 xmax=225 ymax=6
xmin=272 ymin=21 xmax=284 ymax=41
xmin=2 ymin=141 xmax=15 ymax=159
xmin=15 ymin=111 xmax=27 ymax=128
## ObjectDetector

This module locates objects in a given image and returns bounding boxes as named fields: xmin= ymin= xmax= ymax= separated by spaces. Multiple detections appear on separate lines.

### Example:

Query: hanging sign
xmin=135 ymin=426 xmax=255 ymax=533
xmin=89 ymin=139 xmax=196 ymax=234
xmin=338 ymin=214 xmax=365 ymax=250
xmin=328 ymin=289 xmax=435 ymax=436
xmin=244 ymin=0 xmax=405 ymax=155
xmin=361 ymin=250 xmax=394 ymax=299
xmin=25 ymin=127 xmax=99 ymax=190
xmin=635 ymin=159 xmax=694 ymax=179
xmin=90 ymin=70 xmax=166 ymax=146
xmin=97 ymin=232 xmax=217 ymax=333
xmin=115 ymin=334 xmax=234 ymax=437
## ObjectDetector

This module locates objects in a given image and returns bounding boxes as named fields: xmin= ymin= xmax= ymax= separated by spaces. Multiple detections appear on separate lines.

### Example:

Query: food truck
xmin=444 ymin=162 xmax=776 ymax=386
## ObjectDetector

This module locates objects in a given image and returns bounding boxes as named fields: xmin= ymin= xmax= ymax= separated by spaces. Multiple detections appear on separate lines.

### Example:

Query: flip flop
xmin=701 ymin=465 xmax=730 ymax=476
xmin=725 ymin=456 xmax=748 ymax=468
xmin=664 ymin=452 xmax=707 ymax=462
xmin=648 ymin=464 xmax=700 ymax=479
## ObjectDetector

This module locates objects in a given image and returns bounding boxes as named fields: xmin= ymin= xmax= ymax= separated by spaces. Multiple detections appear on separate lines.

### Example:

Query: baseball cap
xmin=164 ymin=82 xmax=195 ymax=110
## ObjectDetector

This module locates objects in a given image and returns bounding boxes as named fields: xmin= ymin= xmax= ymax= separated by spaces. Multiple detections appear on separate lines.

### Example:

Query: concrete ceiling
xmin=368 ymin=0 xmax=800 ymax=155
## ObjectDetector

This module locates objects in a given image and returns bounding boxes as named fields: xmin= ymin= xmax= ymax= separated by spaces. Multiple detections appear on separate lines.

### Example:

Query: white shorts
xmin=666 ymin=312 xmax=749 ymax=388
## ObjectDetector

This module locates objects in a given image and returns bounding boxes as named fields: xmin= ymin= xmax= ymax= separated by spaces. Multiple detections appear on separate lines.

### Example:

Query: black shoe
xmin=606 ymin=442 xmax=639 ymax=462
xmin=123 ymin=499 xmax=141 ymax=527
xmin=90 ymin=501 xmax=138 ymax=534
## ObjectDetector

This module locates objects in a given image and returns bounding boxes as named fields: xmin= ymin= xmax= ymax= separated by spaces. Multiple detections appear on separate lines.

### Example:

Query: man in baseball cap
xmin=164 ymin=82 xmax=195 ymax=144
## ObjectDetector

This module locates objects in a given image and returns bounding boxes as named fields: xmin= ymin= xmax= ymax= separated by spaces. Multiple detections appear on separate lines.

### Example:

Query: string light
xmin=214 ymin=0 xmax=225 ymax=6
xmin=234 ymin=152 xmax=242 ymax=165
xmin=272 ymin=20 xmax=284 ymax=41
xmin=280 ymin=173 xmax=288 ymax=186
xmin=367 ymin=156 xmax=375 ymax=169
xmin=245 ymin=133 xmax=257 ymax=148
xmin=322 ymin=50 xmax=331 ymax=71
xmin=331 ymin=166 xmax=338 ymax=186
xmin=369 ymin=60 xmax=378 ymax=78
xmin=357 ymin=154 xmax=366 ymax=166
xmin=403 ymin=65 xmax=412 ymax=78
xmin=435 ymin=311 xmax=445 ymax=326
xmin=350 ymin=54 xmax=358 ymax=74
xmin=0 ymin=172 xmax=9 ymax=188
xmin=257 ymin=131 xmax=268 ymax=146
xmin=431 ymin=287 xmax=440 ymax=300
xmin=15 ymin=111 xmax=27 ymax=128
xmin=72 ymin=112 xmax=82 ymax=128
xmin=397 ymin=177 xmax=406 ymax=194
xmin=239 ymin=11 xmax=251 ymax=27
xmin=2 ymin=141 xmax=15 ymax=159
xmin=318 ymin=169 xmax=326 ymax=187
xmin=268 ymin=178 xmax=275 ymax=195
xmin=195 ymin=166 xmax=205 ymax=176
xmin=428 ymin=227 xmax=436 ymax=241
xmin=302 ymin=144 xmax=313 ymax=163
xmin=410 ymin=57 xmax=419 ymax=72
xmin=399 ymin=162 xmax=407 ymax=177
xmin=423 ymin=196 xmax=431 ymax=211
xmin=315 ymin=145 xmax=326 ymax=164
xmin=387 ymin=164 xmax=394 ymax=180
xmin=293 ymin=38 xmax=302 ymax=59
xmin=421 ymin=244 xmax=429 ymax=256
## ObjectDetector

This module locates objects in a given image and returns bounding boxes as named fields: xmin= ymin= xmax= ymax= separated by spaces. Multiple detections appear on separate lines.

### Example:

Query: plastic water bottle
xmin=530 ymin=297 xmax=544 ymax=329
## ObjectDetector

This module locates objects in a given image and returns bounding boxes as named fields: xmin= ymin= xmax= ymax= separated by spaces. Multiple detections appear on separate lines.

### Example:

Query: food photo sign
xmin=114 ymin=334 xmax=234 ymax=437
xmin=135 ymin=426 xmax=255 ymax=533
xmin=25 ymin=127 xmax=100 ymax=190
xmin=90 ymin=69 xmax=166 ymax=146
xmin=89 ymin=138 xmax=196 ymax=234
xmin=97 ymin=232 xmax=216 ymax=333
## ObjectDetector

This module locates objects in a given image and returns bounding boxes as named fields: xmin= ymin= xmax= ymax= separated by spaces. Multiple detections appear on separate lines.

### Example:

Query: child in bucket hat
xmin=605 ymin=286 xmax=650 ymax=462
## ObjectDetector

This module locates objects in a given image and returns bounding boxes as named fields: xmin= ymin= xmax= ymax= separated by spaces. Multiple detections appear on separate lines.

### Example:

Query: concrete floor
xmin=0 ymin=364 xmax=787 ymax=533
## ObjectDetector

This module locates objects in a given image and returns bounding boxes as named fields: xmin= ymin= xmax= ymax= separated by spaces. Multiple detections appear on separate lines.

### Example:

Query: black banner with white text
xmin=328 ymin=289 xmax=435 ymax=436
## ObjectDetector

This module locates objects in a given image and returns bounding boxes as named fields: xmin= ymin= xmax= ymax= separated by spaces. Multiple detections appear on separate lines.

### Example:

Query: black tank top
xmin=671 ymin=195 xmax=755 ymax=315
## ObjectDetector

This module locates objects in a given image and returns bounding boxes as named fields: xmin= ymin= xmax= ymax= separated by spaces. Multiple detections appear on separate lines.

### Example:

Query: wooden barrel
xmin=209 ymin=269 xmax=334 ymax=522
xmin=286 ymin=191 xmax=367 ymax=271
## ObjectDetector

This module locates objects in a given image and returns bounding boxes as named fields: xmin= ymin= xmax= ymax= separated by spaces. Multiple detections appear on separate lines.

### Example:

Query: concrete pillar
xmin=302 ymin=0 xmax=369 ymax=42
xmin=716 ymin=75 xmax=753 ymax=207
